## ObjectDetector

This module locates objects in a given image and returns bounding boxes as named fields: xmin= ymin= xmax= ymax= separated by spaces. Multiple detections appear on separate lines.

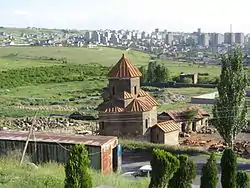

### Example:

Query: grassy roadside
xmin=0 ymin=157 xmax=149 ymax=188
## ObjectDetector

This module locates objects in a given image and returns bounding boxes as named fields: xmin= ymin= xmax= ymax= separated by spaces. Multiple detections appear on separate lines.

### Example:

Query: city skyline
xmin=1 ymin=0 xmax=250 ymax=33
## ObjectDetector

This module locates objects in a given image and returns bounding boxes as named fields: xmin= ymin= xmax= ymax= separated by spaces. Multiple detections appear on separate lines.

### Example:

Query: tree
xmin=184 ymin=108 xmax=198 ymax=132
xmin=236 ymin=171 xmax=250 ymax=188
xmin=64 ymin=144 xmax=92 ymax=188
xmin=221 ymin=148 xmax=237 ymax=188
xmin=139 ymin=66 xmax=148 ymax=84
xmin=168 ymin=155 xmax=196 ymax=188
xmin=213 ymin=49 xmax=248 ymax=147
xmin=149 ymin=149 xmax=179 ymax=188
xmin=200 ymin=152 xmax=218 ymax=188
xmin=147 ymin=61 xmax=157 ymax=83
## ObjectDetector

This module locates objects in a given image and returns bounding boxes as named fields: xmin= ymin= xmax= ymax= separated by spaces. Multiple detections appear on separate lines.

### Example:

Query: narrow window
xmin=112 ymin=86 xmax=115 ymax=95
xmin=134 ymin=86 xmax=137 ymax=95
xmin=145 ymin=119 xmax=148 ymax=129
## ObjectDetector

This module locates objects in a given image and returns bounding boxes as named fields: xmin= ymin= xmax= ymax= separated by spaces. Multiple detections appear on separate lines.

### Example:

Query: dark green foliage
xmin=139 ymin=66 xmax=148 ymax=84
xmin=213 ymin=49 xmax=248 ymax=147
xmin=0 ymin=64 xmax=108 ymax=88
xmin=221 ymin=148 xmax=237 ymax=188
xmin=146 ymin=61 xmax=171 ymax=83
xmin=236 ymin=171 xmax=250 ymax=188
xmin=182 ymin=77 xmax=193 ymax=84
xmin=147 ymin=61 xmax=157 ymax=83
xmin=168 ymin=155 xmax=196 ymax=188
xmin=64 ymin=144 xmax=92 ymax=188
xmin=149 ymin=149 xmax=179 ymax=188
xmin=200 ymin=152 xmax=218 ymax=188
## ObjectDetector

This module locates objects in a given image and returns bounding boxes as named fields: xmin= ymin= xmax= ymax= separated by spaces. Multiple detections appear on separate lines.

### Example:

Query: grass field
xmin=0 ymin=46 xmax=221 ymax=118
xmin=0 ymin=157 xmax=149 ymax=188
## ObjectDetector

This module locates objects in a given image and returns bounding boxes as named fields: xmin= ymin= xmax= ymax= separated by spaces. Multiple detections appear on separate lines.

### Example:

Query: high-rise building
xmin=199 ymin=33 xmax=209 ymax=47
xmin=84 ymin=31 xmax=92 ymax=42
xmin=235 ymin=32 xmax=244 ymax=45
xmin=165 ymin=32 xmax=174 ymax=45
xmin=211 ymin=33 xmax=224 ymax=47
xmin=224 ymin=32 xmax=235 ymax=44
xmin=92 ymin=31 xmax=101 ymax=43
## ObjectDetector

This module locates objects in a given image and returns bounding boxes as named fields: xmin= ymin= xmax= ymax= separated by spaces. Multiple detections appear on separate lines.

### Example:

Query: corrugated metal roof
xmin=0 ymin=130 xmax=117 ymax=147
xmin=108 ymin=54 xmax=142 ymax=78
xmin=153 ymin=120 xmax=180 ymax=133
xmin=126 ymin=99 xmax=152 ymax=112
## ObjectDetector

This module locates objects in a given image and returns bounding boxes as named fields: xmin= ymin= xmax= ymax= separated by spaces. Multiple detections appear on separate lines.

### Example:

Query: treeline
xmin=139 ymin=61 xmax=219 ymax=84
xmin=0 ymin=64 xmax=109 ymax=88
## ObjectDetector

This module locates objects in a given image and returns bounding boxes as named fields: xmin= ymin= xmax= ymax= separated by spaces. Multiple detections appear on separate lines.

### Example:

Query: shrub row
xmin=0 ymin=64 xmax=109 ymax=88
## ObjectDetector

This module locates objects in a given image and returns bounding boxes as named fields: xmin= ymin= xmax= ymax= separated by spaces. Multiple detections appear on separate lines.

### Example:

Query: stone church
xmin=98 ymin=54 xmax=158 ymax=138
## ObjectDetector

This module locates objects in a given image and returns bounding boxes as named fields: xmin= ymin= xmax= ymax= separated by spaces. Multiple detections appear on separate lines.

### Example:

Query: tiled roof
xmin=143 ymin=94 xmax=158 ymax=106
xmin=126 ymin=99 xmax=152 ymax=112
xmin=117 ymin=91 xmax=133 ymax=100
xmin=98 ymin=101 xmax=125 ymax=113
xmin=153 ymin=120 xmax=180 ymax=133
xmin=108 ymin=54 xmax=142 ymax=78
xmin=138 ymin=89 xmax=148 ymax=97
xmin=165 ymin=106 xmax=210 ymax=122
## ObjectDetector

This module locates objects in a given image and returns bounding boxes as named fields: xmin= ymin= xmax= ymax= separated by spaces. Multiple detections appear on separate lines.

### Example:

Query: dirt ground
xmin=180 ymin=132 xmax=250 ymax=150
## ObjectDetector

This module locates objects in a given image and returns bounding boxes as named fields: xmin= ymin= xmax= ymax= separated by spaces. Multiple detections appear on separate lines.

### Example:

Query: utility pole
xmin=20 ymin=113 xmax=37 ymax=165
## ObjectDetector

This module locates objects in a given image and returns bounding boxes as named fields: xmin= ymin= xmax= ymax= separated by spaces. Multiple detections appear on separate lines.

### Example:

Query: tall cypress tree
xmin=213 ymin=49 xmax=247 ymax=147
xmin=64 ymin=144 xmax=92 ymax=188
xmin=221 ymin=148 xmax=237 ymax=188
xmin=168 ymin=155 xmax=196 ymax=188
xmin=236 ymin=171 xmax=250 ymax=188
xmin=149 ymin=149 xmax=179 ymax=188
xmin=200 ymin=152 xmax=218 ymax=188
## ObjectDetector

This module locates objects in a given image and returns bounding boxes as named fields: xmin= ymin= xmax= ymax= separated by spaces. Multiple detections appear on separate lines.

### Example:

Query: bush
xmin=64 ymin=144 xmax=92 ymax=188
xmin=236 ymin=171 xmax=250 ymax=188
xmin=168 ymin=154 xmax=196 ymax=188
xmin=200 ymin=152 xmax=218 ymax=188
xmin=221 ymin=148 xmax=237 ymax=188
xmin=0 ymin=64 xmax=108 ymax=88
xmin=182 ymin=77 xmax=193 ymax=84
xmin=149 ymin=149 xmax=179 ymax=188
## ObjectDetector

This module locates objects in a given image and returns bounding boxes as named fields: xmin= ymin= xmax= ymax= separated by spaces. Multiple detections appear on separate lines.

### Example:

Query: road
xmin=122 ymin=151 xmax=250 ymax=187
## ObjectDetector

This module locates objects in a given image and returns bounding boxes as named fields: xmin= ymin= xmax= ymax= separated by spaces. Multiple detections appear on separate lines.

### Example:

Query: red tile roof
xmin=164 ymin=106 xmax=210 ymax=122
xmin=108 ymin=54 xmax=142 ymax=78
xmin=98 ymin=100 xmax=125 ymax=113
xmin=117 ymin=91 xmax=133 ymax=100
xmin=152 ymin=120 xmax=180 ymax=133
xmin=126 ymin=99 xmax=152 ymax=112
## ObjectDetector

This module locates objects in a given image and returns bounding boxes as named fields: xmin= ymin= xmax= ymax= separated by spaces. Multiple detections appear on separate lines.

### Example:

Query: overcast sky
xmin=0 ymin=0 xmax=249 ymax=33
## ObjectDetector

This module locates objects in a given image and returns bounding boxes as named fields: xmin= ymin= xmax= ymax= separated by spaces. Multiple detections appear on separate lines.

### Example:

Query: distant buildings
xmin=199 ymin=33 xmax=209 ymax=47
xmin=235 ymin=32 xmax=244 ymax=45
xmin=211 ymin=33 xmax=224 ymax=47
xmin=165 ymin=32 xmax=174 ymax=45
xmin=224 ymin=32 xmax=235 ymax=45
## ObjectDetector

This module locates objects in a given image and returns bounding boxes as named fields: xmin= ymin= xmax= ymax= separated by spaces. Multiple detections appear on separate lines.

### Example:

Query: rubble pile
xmin=208 ymin=141 xmax=250 ymax=157
xmin=0 ymin=117 xmax=98 ymax=134
xmin=182 ymin=138 xmax=212 ymax=147
xmin=197 ymin=126 xmax=217 ymax=134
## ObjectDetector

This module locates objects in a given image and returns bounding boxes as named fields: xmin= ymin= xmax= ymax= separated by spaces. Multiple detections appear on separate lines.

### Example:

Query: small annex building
xmin=0 ymin=130 xmax=119 ymax=174
xmin=98 ymin=54 xmax=158 ymax=138
xmin=149 ymin=120 xmax=180 ymax=146
xmin=158 ymin=106 xmax=210 ymax=133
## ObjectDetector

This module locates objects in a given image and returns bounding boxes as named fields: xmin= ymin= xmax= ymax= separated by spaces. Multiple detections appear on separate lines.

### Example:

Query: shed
xmin=150 ymin=120 xmax=180 ymax=146
xmin=0 ymin=130 xmax=118 ymax=174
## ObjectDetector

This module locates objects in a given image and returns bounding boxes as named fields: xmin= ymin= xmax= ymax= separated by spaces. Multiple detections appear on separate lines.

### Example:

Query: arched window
xmin=145 ymin=119 xmax=148 ymax=129
xmin=112 ymin=86 xmax=115 ymax=95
